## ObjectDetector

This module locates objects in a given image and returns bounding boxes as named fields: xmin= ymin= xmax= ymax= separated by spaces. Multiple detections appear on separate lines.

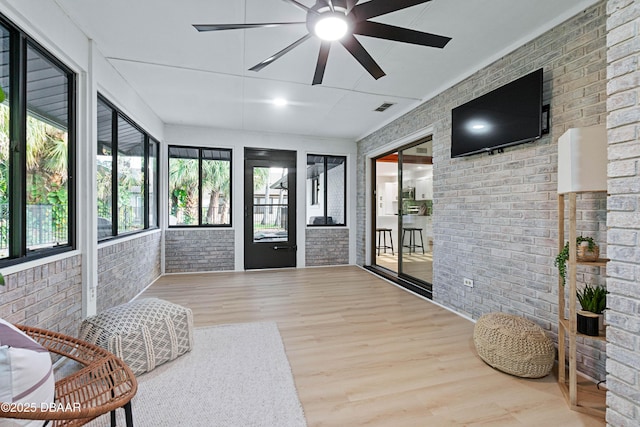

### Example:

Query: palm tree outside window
xmin=168 ymin=146 xmax=231 ymax=227
xmin=96 ymin=95 xmax=159 ymax=240
xmin=0 ymin=17 xmax=76 ymax=265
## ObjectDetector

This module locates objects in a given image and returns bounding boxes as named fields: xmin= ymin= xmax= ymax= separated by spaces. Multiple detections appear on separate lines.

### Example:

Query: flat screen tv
xmin=451 ymin=68 xmax=543 ymax=157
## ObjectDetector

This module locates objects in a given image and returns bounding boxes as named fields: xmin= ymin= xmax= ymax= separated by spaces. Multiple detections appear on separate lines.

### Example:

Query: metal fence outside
xmin=0 ymin=204 xmax=68 ymax=252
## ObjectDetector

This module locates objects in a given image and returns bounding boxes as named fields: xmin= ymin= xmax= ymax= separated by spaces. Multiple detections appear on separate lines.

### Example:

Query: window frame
xmin=97 ymin=94 xmax=159 ymax=242
xmin=306 ymin=154 xmax=347 ymax=227
xmin=168 ymin=145 xmax=232 ymax=228
xmin=0 ymin=15 xmax=77 ymax=267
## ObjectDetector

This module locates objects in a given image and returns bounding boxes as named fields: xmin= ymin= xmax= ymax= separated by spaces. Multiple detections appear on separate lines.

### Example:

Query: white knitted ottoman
xmin=79 ymin=298 xmax=194 ymax=375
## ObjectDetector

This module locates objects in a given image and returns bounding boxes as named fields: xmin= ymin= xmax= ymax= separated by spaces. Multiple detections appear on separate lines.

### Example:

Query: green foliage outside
xmin=169 ymin=156 xmax=230 ymax=225
xmin=0 ymin=103 xmax=69 ymax=251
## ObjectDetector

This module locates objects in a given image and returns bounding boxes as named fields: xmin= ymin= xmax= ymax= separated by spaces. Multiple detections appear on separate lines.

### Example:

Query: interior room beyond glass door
xmin=374 ymin=152 xmax=399 ymax=273
xmin=399 ymin=140 xmax=433 ymax=285
xmin=373 ymin=138 xmax=433 ymax=289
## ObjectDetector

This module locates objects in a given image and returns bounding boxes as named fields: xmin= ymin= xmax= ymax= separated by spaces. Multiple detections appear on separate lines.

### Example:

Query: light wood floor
xmin=376 ymin=252 xmax=433 ymax=283
xmin=141 ymin=266 xmax=604 ymax=427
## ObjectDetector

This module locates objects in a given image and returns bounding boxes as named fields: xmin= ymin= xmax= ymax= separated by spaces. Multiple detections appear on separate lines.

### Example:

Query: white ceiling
xmin=54 ymin=0 xmax=598 ymax=140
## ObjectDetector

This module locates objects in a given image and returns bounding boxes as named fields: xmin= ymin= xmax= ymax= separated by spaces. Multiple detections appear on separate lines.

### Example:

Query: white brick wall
xmin=605 ymin=0 xmax=640 ymax=425
xmin=97 ymin=231 xmax=162 ymax=311
xmin=358 ymin=2 xmax=608 ymax=381
xmin=164 ymin=229 xmax=235 ymax=273
xmin=306 ymin=228 xmax=349 ymax=266
xmin=0 ymin=234 xmax=162 ymax=335
xmin=0 ymin=255 xmax=82 ymax=336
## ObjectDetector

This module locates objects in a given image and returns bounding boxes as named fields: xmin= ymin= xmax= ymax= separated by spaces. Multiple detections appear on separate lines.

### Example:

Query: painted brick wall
xmin=605 ymin=0 xmax=640 ymax=425
xmin=164 ymin=229 xmax=234 ymax=273
xmin=97 ymin=231 xmax=161 ymax=312
xmin=0 ymin=255 xmax=82 ymax=336
xmin=358 ymin=2 xmax=608 ymax=381
xmin=305 ymin=228 xmax=349 ymax=266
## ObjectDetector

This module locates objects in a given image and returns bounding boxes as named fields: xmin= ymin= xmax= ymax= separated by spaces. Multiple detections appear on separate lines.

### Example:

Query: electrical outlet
xmin=463 ymin=278 xmax=474 ymax=288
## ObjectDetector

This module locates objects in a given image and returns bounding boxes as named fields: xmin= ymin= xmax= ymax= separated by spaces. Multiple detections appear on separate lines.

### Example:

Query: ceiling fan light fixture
xmin=314 ymin=14 xmax=348 ymax=41
xmin=194 ymin=0 xmax=452 ymax=85
xmin=273 ymin=98 xmax=288 ymax=107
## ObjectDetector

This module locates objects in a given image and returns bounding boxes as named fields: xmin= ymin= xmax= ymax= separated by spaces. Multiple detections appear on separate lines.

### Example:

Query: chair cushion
xmin=0 ymin=318 xmax=55 ymax=426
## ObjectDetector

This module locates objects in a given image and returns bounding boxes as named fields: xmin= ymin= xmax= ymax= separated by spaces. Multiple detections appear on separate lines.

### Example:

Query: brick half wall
xmin=165 ymin=228 xmax=235 ymax=273
xmin=0 ymin=255 xmax=82 ymax=336
xmin=97 ymin=231 xmax=162 ymax=312
xmin=305 ymin=228 xmax=350 ymax=266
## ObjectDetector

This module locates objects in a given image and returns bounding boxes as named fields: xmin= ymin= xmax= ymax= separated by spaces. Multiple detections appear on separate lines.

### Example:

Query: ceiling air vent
xmin=374 ymin=102 xmax=395 ymax=112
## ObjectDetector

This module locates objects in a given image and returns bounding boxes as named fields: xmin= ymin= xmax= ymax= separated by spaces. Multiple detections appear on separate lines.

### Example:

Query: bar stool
xmin=402 ymin=227 xmax=424 ymax=254
xmin=376 ymin=228 xmax=394 ymax=255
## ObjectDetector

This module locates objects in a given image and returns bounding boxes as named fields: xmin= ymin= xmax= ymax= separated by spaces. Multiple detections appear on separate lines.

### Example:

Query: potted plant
xmin=554 ymin=236 xmax=599 ymax=285
xmin=576 ymin=283 xmax=607 ymax=336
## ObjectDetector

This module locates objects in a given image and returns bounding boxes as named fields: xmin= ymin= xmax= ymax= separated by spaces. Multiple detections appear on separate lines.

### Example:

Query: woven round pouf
xmin=473 ymin=312 xmax=554 ymax=378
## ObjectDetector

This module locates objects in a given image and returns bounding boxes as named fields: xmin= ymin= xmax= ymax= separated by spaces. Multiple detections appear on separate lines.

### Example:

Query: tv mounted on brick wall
xmin=451 ymin=68 xmax=545 ymax=157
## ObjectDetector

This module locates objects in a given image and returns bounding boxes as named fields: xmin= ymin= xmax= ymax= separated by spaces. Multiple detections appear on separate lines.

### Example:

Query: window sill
xmin=0 ymin=248 xmax=80 ymax=275
xmin=98 ymin=228 xmax=161 ymax=248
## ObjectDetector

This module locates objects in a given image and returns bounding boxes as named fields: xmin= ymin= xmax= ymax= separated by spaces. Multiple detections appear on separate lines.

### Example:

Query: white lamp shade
xmin=557 ymin=125 xmax=607 ymax=194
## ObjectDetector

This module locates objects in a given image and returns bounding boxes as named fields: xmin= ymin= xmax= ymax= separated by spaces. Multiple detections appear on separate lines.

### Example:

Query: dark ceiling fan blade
xmin=249 ymin=33 xmax=312 ymax=72
xmin=346 ymin=0 xmax=358 ymax=13
xmin=194 ymin=22 xmax=305 ymax=32
xmin=353 ymin=21 xmax=451 ymax=48
xmin=282 ymin=0 xmax=319 ymax=14
xmin=312 ymin=41 xmax=331 ymax=85
xmin=351 ymin=0 xmax=431 ymax=21
xmin=339 ymin=34 xmax=385 ymax=80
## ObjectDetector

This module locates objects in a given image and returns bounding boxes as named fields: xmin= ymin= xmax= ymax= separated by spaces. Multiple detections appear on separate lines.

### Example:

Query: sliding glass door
xmin=399 ymin=141 xmax=433 ymax=284
xmin=372 ymin=138 xmax=433 ymax=293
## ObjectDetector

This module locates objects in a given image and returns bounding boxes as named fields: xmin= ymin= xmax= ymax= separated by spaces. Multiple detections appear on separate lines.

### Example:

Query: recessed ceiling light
xmin=273 ymin=98 xmax=288 ymax=107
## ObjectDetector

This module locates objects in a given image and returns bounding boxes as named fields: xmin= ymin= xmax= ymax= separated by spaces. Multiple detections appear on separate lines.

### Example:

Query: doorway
xmin=244 ymin=148 xmax=297 ymax=269
xmin=371 ymin=137 xmax=433 ymax=295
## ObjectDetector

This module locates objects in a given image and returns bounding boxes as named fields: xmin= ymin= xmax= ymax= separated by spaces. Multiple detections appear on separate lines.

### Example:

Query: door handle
xmin=273 ymin=245 xmax=297 ymax=251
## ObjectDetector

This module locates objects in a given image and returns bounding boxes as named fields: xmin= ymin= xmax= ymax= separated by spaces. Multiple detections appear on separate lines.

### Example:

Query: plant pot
xmin=577 ymin=310 xmax=600 ymax=336
xmin=577 ymin=242 xmax=599 ymax=262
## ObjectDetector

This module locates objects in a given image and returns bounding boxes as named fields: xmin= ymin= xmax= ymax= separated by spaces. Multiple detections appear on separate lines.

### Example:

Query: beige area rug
xmin=87 ymin=322 xmax=307 ymax=427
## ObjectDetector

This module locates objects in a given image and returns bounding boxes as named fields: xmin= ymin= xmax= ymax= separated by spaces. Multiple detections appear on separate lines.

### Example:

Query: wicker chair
xmin=0 ymin=324 xmax=138 ymax=427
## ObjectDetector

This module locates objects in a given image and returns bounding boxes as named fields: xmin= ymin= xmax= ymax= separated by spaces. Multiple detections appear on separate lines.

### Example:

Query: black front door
xmin=244 ymin=148 xmax=297 ymax=269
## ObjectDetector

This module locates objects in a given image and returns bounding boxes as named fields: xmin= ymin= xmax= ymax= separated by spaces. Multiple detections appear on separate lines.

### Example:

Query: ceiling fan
xmin=193 ymin=0 xmax=451 ymax=85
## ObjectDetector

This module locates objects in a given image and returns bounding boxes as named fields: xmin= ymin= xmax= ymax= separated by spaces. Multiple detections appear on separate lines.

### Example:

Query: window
xmin=97 ymin=95 xmax=158 ymax=240
xmin=117 ymin=117 xmax=144 ymax=233
xmin=0 ymin=17 xmax=76 ymax=265
xmin=168 ymin=146 xmax=231 ymax=226
xmin=148 ymin=139 xmax=158 ymax=229
xmin=306 ymin=155 xmax=346 ymax=226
